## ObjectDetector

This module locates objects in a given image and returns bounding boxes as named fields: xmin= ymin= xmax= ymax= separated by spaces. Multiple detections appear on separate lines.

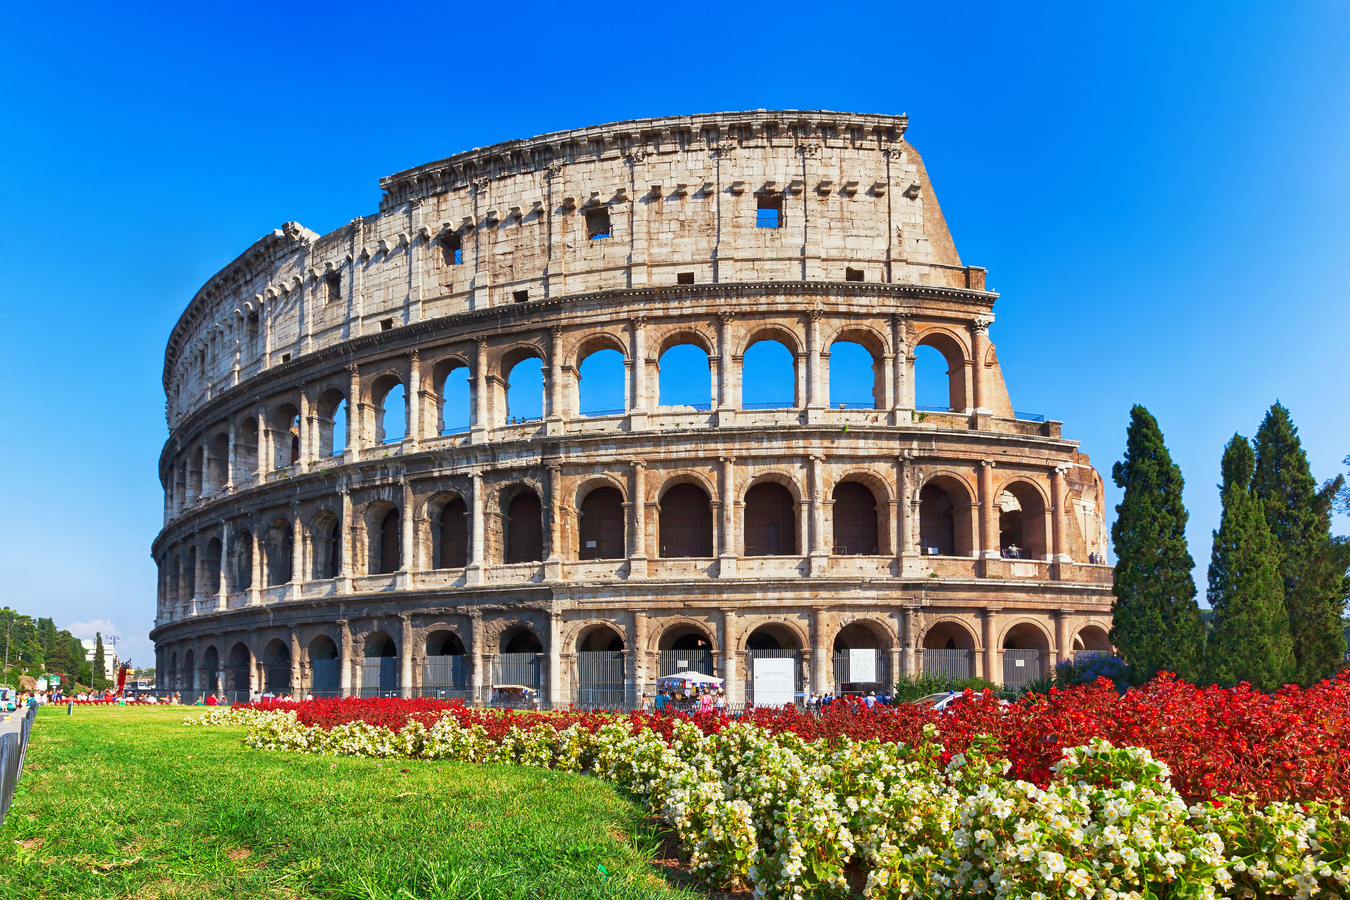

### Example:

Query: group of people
xmin=806 ymin=690 xmax=892 ymax=710
xmin=644 ymin=685 xmax=727 ymax=714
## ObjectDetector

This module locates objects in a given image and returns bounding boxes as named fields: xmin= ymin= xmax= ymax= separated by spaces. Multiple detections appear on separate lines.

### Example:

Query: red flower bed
xmin=241 ymin=672 xmax=1350 ymax=804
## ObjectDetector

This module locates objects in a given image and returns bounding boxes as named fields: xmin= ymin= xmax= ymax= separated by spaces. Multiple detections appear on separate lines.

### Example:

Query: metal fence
xmin=423 ymin=656 xmax=469 ymax=692
xmin=743 ymin=649 xmax=802 ymax=706
xmin=657 ymin=648 xmax=714 ymax=677
xmin=359 ymin=658 xmax=399 ymax=697
xmin=493 ymin=653 xmax=541 ymax=689
xmin=923 ymin=649 xmax=974 ymax=680
xmin=0 ymin=706 xmax=36 ymax=830
xmin=742 ymin=401 xmax=794 ymax=410
xmin=832 ymin=649 xmax=885 ymax=694
xmin=574 ymin=650 xmax=625 ymax=707
xmin=1002 ymin=649 xmax=1042 ymax=688
xmin=311 ymin=659 xmax=341 ymax=693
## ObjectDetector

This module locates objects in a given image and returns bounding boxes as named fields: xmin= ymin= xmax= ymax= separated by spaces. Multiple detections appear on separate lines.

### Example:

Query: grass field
xmin=0 ymin=706 xmax=703 ymax=900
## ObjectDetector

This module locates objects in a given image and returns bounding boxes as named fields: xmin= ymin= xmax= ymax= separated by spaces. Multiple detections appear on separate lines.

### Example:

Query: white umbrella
xmin=656 ymin=672 xmax=723 ymax=685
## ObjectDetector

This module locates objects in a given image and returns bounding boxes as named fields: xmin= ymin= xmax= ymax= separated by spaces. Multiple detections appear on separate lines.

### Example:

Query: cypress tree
xmin=1204 ymin=434 xmax=1293 ymax=690
xmin=1252 ymin=403 xmax=1348 ymax=684
xmin=93 ymin=632 xmax=107 ymax=691
xmin=1109 ymin=405 xmax=1205 ymax=681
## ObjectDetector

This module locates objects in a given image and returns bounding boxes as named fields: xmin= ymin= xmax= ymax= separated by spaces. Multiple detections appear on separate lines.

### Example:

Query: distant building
xmin=79 ymin=639 xmax=119 ymax=680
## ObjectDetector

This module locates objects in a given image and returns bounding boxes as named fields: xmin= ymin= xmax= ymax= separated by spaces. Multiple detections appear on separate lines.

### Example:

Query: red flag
xmin=117 ymin=664 xmax=128 ymax=694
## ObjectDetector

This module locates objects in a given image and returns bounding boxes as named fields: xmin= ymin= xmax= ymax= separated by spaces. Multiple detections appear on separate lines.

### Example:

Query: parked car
xmin=914 ymin=690 xmax=1009 ymax=713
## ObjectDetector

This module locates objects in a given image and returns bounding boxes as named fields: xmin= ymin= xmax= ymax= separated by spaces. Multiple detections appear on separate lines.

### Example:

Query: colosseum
xmin=150 ymin=110 xmax=1113 ymax=705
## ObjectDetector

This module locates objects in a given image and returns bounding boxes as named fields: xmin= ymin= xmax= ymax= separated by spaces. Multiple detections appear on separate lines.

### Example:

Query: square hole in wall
xmin=677 ymin=271 xmax=695 ymax=284
xmin=381 ymin=319 xmax=394 ymax=331
xmin=585 ymin=207 xmax=611 ymax=240
xmin=845 ymin=267 xmax=864 ymax=282
xmin=281 ymin=353 xmax=291 ymax=363
xmin=442 ymin=232 xmax=463 ymax=265
xmin=513 ymin=290 xmax=530 ymax=303
xmin=325 ymin=273 xmax=341 ymax=302
xmin=756 ymin=192 xmax=783 ymax=228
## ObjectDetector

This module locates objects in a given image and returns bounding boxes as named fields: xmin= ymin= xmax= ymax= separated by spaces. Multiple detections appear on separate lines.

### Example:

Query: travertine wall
xmin=151 ymin=111 xmax=1113 ymax=705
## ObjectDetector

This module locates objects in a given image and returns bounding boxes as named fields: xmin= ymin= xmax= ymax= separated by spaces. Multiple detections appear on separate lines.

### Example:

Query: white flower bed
xmin=192 ymin=708 xmax=1350 ymax=899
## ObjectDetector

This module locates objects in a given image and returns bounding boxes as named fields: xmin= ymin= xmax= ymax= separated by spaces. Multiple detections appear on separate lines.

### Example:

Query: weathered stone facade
xmin=151 ymin=110 xmax=1113 ymax=704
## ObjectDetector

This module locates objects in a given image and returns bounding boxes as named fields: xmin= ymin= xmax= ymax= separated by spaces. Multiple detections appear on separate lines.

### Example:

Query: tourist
xmin=865 ymin=691 xmax=877 ymax=709
xmin=205 ymin=693 xmax=218 ymax=706
xmin=640 ymin=694 xmax=652 ymax=713
xmin=714 ymin=690 xmax=726 ymax=712
xmin=698 ymin=690 xmax=714 ymax=714
xmin=653 ymin=691 xmax=668 ymax=713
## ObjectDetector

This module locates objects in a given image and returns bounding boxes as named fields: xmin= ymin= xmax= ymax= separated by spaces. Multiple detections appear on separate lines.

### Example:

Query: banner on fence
xmin=849 ymin=649 xmax=876 ymax=683
xmin=753 ymin=657 xmax=795 ymax=706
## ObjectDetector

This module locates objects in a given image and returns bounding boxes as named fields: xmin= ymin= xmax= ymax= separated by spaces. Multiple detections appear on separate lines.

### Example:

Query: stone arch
xmin=827 ymin=326 xmax=888 ymax=410
xmin=739 ymin=325 xmax=800 ymax=409
xmin=655 ymin=330 xmax=715 ymax=410
xmin=237 ymin=417 xmax=259 ymax=474
xmin=654 ymin=327 xmax=715 ymax=359
xmin=226 ymin=640 xmax=252 ymax=695
xmin=653 ymin=618 xmax=718 ymax=654
xmin=362 ymin=499 xmax=401 ymax=575
xmin=269 ymin=402 xmax=302 ymax=468
xmin=315 ymin=387 xmax=348 ymax=457
xmin=430 ymin=353 xmax=472 ymax=435
xmin=653 ymin=470 xmax=719 ymax=504
xmin=994 ymin=477 xmax=1051 ymax=560
xmin=568 ymin=332 xmax=628 ymax=370
xmin=742 ymin=478 xmax=800 ymax=557
xmin=499 ymin=482 xmax=544 ymax=564
xmin=367 ymin=370 xmax=406 ymax=445
xmin=656 ymin=475 xmax=715 ymax=558
xmin=263 ymin=516 xmax=293 ymax=585
xmin=262 ymin=638 xmax=292 ymax=693
xmin=913 ymin=328 xmax=969 ymax=412
xmin=737 ymin=323 xmax=803 ymax=358
xmin=831 ymin=617 xmax=896 ymax=651
xmin=1072 ymin=623 xmax=1113 ymax=652
xmin=427 ymin=490 xmax=469 ymax=569
xmin=741 ymin=619 xmax=808 ymax=652
xmin=576 ymin=481 xmax=626 ymax=561
xmin=575 ymin=622 xmax=625 ymax=652
xmin=499 ymin=622 xmax=544 ymax=654
xmin=205 ymin=430 xmax=230 ymax=492
xmin=202 ymin=644 xmax=221 ymax=694
xmin=230 ymin=527 xmax=253 ymax=591
xmin=499 ymin=343 xmax=546 ymax=424
xmin=917 ymin=471 xmax=977 ymax=558
xmin=363 ymin=630 xmax=398 ymax=657
xmin=308 ymin=509 xmax=342 ymax=580
xmin=1000 ymin=618 xmax=1053 ymax=652
xmin=921 ymin=617 xmax=979 ymax=651
xmin=425 ymin=629 xmax=467 ymax=656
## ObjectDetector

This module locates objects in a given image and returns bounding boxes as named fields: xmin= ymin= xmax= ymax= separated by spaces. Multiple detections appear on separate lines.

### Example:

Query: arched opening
xmin=914 ymin=334 xmax=967 ymax=412
xmin=744 ymin=626 xmax=804 ymax=707
xmin=168 ymin=652 xmax=178 ymax=691
xmin=263 ymin=638 xmax=291 ymax=694
xmin=997 ymin=481 xmax=1049 ymax=560
xmin=183 ymin=648 xmax=195 ymax=692
xmin=190 ymin=446 xmax=205 ymax=499
xmin=832 ymin=480 xmax=880 ymax=555
xmin=423 ymin=630 xmax=468 ymax=695
xmin=496 ymin=627 xmax=543 ymax=692
xmin=578 ymin=486 xmax=625 ymax=560
xmin=658 ymin=482 xmax=713 ymax=558
xmin=1073 ymin=625 xmax=1113 ymax=654
xmin=271 ymin=404 xmax=301 ymax=469
xmin=432 ymin=496 xmax=469 ymax=569
xmin=170 ymin=555 xmax=181 ymax=604
xmin=832 ymin=621 xmax=888 ymax=695
xmin=575 ymin=625 xmax=625 ymax=708
xmin=919 ymin=477 xmax=974 ymax=558
xmin=206 ymin=433 xmax=229 ymax=493
xmin=367 ymin=505 xmax=401 ymax=575
xmin=184 ymin=546 xmax=197 ymax=598
xmin=309 ymin=512 xmax=341 ymax=580
xmin=203 ymin=538 xmax=222 ymax=595
xmin=435 ymin=361 xmax=471 ymax=435
xmin=577 ymin=347 xmax=626 ymax=417
xmin=202 ymin=645 xmax=220 ymax=695
xmin=503 ymin=352 xmax=544 ymax=424
xmin=238 ymin=418 xmax=259 ymax=476
xmin=264 ymin=518 xmax=293 ymax=585
xmin=744 ymin=482 xmax=797 ymax=556
xmin=360 ymin=631 xmax=398 ymax=697
xmin=657 ymin=342 xmax=713 ymax=410
xmin=504 ymin=490 xmax=543 ymax=564
xmin=922 ymin=621 xmax=976 ymax=681
xmin=372 ymin=377 xmax=406 ymax=444
xmin=1002 ymin=622 xmax=1050 ymax=688
xmin=227 ymin=642 xmax=251 ymax=698
xmin=828 ymin=340 xmax=881 ymax=409
xmin=657 ymin=623 xmax=714 ymax=679
xmin=308 ymin=635 xmax=340 ymax=696
xmin=231 ymin=530 xmax=253 ymax=592
xmin=741 ymin=339 xmax=795 ymax=409
xmin=316 ymin=389 xmax=347 ymax=457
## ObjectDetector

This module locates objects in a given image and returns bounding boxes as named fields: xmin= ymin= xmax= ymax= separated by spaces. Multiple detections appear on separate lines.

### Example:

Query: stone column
xmin=225 ymin=419 xmax=237 ymax=490
xmin=981 ymin=609 xmax=1000 ymax=686
xmin=629 ymin=315 xmax=648 ymax=429
xmin=297 ymin=385 xmax=311 ymax=472
xmin=338 ymin=619 xmax=353 ymax=697
xmin=291 ymin=506 xmax=305 ymax=593
xmin=1054 ymin=609 xmax=1071 ymax=668
xmin=399 ymin=613 xmax=413 ymax=699
xmin=546 ymin=325 xmax=564 ymax=434
xmin=345 ymin=364 xmax=361 ymax=462
xmin=255 ymin=401 xmax=268 ymax=479
xmin=809 ymin=453 xmax=829 ymax=575
xmin=544 ymin=463 xmax=563 ymax=581
xmin=546 ymin=609 xmax=562 ymax=709
xmin=721 ymin=608 xmax=740 ymax=706
xmin=466 ymin=471 xmax=485 ymax=585
xmin=718 ymin=455 xmax=737 ymax=576
xmin=216 ymin=522 xmax=229 ymax=610
xmin=812 ymin=607 xmax=830 ymax=695
xmin=903 ymin=606 xmax=919 ymax=679
xmin=290 ymin=628 xmax=302 ymax=696
xmin=1051 ymin=465 xmax=1072 ymax=564
xmin=468 ymin=611 xmax=484 ymax=704
xmin=248 ymin=528 xmax=262 ymax=606
xmin=971 ymin=315 xmax=992 ymax=413
xmin=628 ymin=459 xmax=647 ymax=578
xmin=400 ymin=481 xmax=415 ymax=585
xmin=632 ymin=609 xmax=648 ymax=703
xmin=192 ymin=541 xmax=207 ymax=615
xmin=406 ymin=350 xmax=421 ymax=448
xmin=894 ymin=453 xmax=910 ymax=570
xmin=715 ymin=312 xmax=736 ymax=425
xmin=980 ymin=460 xmax=999 ymax=560
xmin=806 ymin=309 xmax=824 ymax=420
xmin=338 ymin=488 xmax=354 ymax=593
xmin=890 ymin=313 xmax=910 ymax=424
xmin=471 ymin=337 xmax=489 ymax=443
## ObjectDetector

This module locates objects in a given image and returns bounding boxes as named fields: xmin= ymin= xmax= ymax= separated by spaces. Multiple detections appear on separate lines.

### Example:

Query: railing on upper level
xmin=1013 ymin=411 xmax=1046 ymax=422
xmin=742 ymin=401 xmax=795 ymax=410
xmin=578 ymin=408 xmax=625 ymax=417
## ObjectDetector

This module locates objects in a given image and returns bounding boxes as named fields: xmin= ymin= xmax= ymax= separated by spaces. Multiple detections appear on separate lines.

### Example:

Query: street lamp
xmin=3 ymin=619 xmax=14 ymax=689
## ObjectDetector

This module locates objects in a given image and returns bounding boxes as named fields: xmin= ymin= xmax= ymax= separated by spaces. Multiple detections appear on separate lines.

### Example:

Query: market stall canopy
xmin=655 ymin=672 xmax=724 ymax=686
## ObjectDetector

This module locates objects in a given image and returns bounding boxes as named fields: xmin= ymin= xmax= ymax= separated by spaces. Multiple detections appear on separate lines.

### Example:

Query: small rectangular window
xmin=585 ymin=207 xmax=612 ymax=240
xmin=442 ymin=233 xmax=463 ymax=265
xmin=325 ymin=274 xmax=341 ymax=303
xmin=513 ymin=290 xmax=530 ymax=303
xmin=677 ymin=271 xmax=695 ymax=285
xmin=845 ymin=267 xmax=864 ymax=282
xmin=281 ymin=353 xmax=291 ymax=363
xmin=756 ymin=193 xmax=783 ymax=229
xmin=381 ymin=318 xmax=394 ymax=331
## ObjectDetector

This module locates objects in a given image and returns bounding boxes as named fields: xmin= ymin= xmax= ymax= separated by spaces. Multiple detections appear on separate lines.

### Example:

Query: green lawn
xmin=0 ymin=706 xmax=702 ymax=900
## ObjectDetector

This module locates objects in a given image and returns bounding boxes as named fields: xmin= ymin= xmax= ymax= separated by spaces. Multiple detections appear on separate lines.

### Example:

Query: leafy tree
xmin=1251 ymin=403 xmax=1348 ymax=684
xmin=1204 ymin=434 xmax=1294 ymax=690
xmin=37 ymin=617 xmax=57 ymax=658
xmin=93 ymin=632 xmax=108 ymax=691
xmin=1109 ymin=405 xmax=1204 ymax=681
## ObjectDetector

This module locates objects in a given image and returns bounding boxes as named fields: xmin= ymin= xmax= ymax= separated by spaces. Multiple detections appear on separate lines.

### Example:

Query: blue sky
xmin=1 ymin=1 xmax=1345 ymax=668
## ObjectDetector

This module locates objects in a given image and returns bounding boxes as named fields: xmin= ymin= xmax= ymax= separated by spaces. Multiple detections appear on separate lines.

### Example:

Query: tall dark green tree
xmin=93 ymin=632 xmax=108 ymax=691
xmin=1251 ymin=403 xmax=1348 ymax=684
xmin=1109 ymin=405 xmax=1205 ymax=681
xmin=1204 ymin=434 xmax=1293 ymax=690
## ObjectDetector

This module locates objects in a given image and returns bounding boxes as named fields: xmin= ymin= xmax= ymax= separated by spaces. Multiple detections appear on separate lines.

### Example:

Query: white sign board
xmin=35 ymin=678 xmax=48 ymax=691
xmin=849 ymin=649 xmax=877 ymax=684
xmin=753 ymin=657 xmax=796 ymax=707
